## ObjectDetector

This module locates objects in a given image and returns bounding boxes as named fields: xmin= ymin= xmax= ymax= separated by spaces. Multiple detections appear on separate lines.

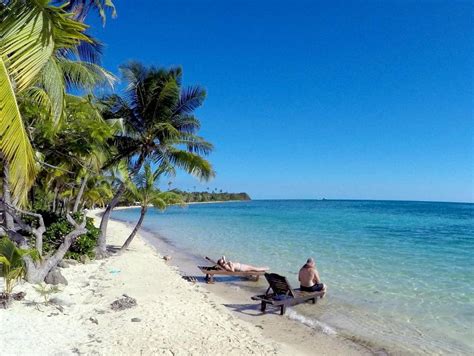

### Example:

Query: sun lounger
xmin=251 ymin=273 xmax=325 ymax=315
xmin=198 ymin=257 xmax=265 ymax=283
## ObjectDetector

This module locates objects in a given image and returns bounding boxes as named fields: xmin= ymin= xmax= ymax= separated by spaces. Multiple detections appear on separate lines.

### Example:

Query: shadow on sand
xmin=223 ymin=303 xmax=281 ymax=316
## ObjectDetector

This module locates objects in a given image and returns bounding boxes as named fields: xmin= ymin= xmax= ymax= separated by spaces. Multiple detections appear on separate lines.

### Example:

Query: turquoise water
xmin=112 ymin=200 xmax=474 ymax=354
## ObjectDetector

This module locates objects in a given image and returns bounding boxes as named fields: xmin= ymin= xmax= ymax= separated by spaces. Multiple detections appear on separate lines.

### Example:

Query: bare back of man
xmin=298 ymin=257 xmax=326 ymax=293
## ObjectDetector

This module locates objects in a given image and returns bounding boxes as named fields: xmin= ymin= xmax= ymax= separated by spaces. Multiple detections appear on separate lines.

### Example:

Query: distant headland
xmin=171 ymin=189 xmax=251 ymax=203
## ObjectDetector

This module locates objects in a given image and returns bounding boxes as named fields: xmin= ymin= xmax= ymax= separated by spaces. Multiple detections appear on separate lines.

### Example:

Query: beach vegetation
xmin=96 ymin=62 xmax=215 ymax=257
xmin=33 ymin=283 xmax=61 ymax=304
xmin=172 ymin=190 xmax=251 ymax=203
xmin=43 ymin=213 xmax=100 ymax=260
xmin=0 ymin=0 xmax=115 ymax=204
xmin=120 ymin=164 xmax=184 ymax=251
xmin=0 ymin=237 xmax=38 ymax=294
xmin=0 ymin=0 xmax=216 ymax=288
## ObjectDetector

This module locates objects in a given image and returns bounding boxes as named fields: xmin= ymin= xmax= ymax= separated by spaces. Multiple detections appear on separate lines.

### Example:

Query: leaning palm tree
xmin=120 ymin=164 xmax=184 ymax=251
xmin=97 ymin=62 xmax=215 ymax=257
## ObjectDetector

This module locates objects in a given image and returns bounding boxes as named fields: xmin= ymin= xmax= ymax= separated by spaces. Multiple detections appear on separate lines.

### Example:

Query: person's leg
xmin=313 ymin=283 xmax=325 ymax=292
xmin=304 ymin=283 xmax=325 ymax=292
xmin=240 ymin=264 xmax=269 ymax=272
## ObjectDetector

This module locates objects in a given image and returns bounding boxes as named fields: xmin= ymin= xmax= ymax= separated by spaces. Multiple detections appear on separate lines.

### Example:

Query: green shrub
xmin=0 ymin=238 xmax=39 ymax=294
xmin=43 ymin=213 xmax=99 ymax=260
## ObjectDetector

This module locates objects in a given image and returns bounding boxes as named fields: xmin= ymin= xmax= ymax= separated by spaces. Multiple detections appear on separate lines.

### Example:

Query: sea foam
xmin=286 ymin=308 xmax=337 ymax=335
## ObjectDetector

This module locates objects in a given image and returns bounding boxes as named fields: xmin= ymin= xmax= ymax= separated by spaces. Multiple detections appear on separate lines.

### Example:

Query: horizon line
xmin=249 ymin=198 xmax=474 ymax=204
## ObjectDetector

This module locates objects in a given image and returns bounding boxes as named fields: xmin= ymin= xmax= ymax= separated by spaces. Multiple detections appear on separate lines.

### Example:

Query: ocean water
xmin=112 ymin=200 xmax=474 ymax=354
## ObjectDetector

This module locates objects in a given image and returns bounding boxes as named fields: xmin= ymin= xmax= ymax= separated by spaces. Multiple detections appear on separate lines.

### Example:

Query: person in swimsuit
xmin=217 ymin=256 xmax=269 ymax=272
xmin=298 ymin=257 xmax=326 ymax=293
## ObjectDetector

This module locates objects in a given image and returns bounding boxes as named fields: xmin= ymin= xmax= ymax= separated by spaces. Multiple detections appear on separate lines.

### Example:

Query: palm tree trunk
xmin=73 ymin=174 xmax=88 ymax=213
xmin=52 ymin=185 xmax=58 ymax=212
xmin=61 ymin=198 xmax=67 ymax=215
xmin=96 ymin=180 xmax=126 ymax=256
xmin=96 ymin=153 xmax=145 ymax=258
xmin=120 ymin=206 xmax=147 ymax=251
xmin=2 ymin=156 xmax=14 ymax=230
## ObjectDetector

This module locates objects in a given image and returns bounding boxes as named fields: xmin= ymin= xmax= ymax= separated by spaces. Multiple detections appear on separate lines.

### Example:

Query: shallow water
xmin=112 ymin=200 xmax=474 ymax=354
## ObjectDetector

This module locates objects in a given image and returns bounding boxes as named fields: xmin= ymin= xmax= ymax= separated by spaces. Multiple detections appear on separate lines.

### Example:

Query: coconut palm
xmin=0 ymin=0 xmax=114 ymax=204
xmin=25 ymin=94 xmax=117 ymax=213
xmin=120 ymin=164 xmax=183 ymax=251
xmin=63 ymin=0 xmax=117 ymax=24
xmin=97 ymin=62 xmax=215 ymax=257
xmin=81 ymin=177 xmax=113 ymax=209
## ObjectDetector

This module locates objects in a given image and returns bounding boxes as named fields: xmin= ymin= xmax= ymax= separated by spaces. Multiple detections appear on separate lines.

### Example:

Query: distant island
xmin=171 ymin=189 xmax=251 ymax=203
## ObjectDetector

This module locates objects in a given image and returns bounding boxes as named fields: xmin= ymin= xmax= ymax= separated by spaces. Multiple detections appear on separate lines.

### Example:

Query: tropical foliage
xmin=42 ymin=213 xmax=100 ymax=260
xmin=120 ymin=164 xmax=184 ymax=251
xmin=0 ymin=0 xmax=224 ymax=298
xmin=0 ymin=237 xmax=38 ymax=294
xmin=0 ymin=0 xmax=114 ymax=203
xmin=96 ymin=62 xmax=215 ymax=256
xmin=171 ymin=190 xmax=251 ymax=203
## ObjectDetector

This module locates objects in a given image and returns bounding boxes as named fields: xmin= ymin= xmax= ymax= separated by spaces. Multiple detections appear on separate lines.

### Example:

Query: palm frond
xmin=0 ymin=1 xmax=100 ymax=203
xmin=0 ymin=57 xmax=36 ymax=204
xmin=165 ymin=149 xmax=214 ymax=181
xmin=0 ymin=1 xmax=92 ymax=92
xmin=176 ymin=133 xmax=214 ymax=155
xmin=41 ymin=58 xmax=65 ymax=123
xmin=21 ymin=87 xmax=53 ymax=117
xmin=62 ymin=0 xmax=117 ymax=25
xmin=170 ymin=114 xmax=200 ymax=134
xmin=59 ymin=58 xmax=116 ymax=91
xmin=70 ymin=35 xmax=104 ymax=64
xmin=173 ymin=86 xmax=206 ymax=116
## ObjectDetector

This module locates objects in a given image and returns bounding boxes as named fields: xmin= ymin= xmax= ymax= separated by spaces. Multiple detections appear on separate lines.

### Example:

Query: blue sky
xmin=89 ymin=0 xmax=473 ymax=202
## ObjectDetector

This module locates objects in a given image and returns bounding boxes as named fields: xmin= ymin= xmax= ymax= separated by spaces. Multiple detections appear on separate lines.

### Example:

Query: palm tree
xmin=26 ymin=94 xmax=117 ymax=213
xmin=81 ymin=176 xmax=113 ymax=209
xmin=120 ymin=164 xmax=183 ymax=251
xmin=97 ymin=62 xmax=215 ymax=257
xmin=0 ymin=0 xmax=115 ymax=204
xmin=63 ymin=0 xmax=117 ymax=24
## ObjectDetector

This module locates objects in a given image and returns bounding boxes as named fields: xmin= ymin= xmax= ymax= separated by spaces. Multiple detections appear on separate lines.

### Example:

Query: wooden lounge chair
xmin=251 ymin=273 xmax=325 ymax=315
xmin=198 ymin=257 xmax=265 ymax=283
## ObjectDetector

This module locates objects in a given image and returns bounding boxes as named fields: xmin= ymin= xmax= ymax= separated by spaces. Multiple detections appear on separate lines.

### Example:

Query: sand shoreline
xmin=108 ymin=209 xmax=378 ymax=355
xmin=0 ymin=208 xmax=372 ymax=355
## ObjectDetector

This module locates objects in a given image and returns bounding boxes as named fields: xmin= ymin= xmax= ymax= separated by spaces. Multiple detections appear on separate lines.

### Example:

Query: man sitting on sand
xmin=217 ymin=256 xmax=269 ymax=272
xmin=298 ymin=257 xmax=326 ymax=293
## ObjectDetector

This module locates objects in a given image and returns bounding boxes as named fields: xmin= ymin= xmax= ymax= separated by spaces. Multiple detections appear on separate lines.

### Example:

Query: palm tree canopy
xmin=126 ymin=164 xmax=184 ymax=210
xmin=102 ymin=62 xmax=215 ymax=181
xmin=0 ymin=0 xmax=115 ymax=203
xmin=23 ymin=94 xmax=119 ymax=211
xmin=61 ymin=0 xmax=117 ymax=25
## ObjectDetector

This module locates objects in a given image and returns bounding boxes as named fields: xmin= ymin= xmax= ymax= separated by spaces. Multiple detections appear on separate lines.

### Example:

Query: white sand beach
xmin=0 ymin=210 xmax=369 ymax=355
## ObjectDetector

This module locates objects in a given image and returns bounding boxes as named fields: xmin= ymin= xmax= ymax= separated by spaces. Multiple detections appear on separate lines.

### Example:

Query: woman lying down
xmin=217 ymin=256 xmax=269 ymax=272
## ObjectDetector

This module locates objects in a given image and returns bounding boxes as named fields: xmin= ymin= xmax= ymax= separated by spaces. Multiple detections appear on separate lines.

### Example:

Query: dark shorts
xmin=300 ymin=283 xmax=325 ymax=292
